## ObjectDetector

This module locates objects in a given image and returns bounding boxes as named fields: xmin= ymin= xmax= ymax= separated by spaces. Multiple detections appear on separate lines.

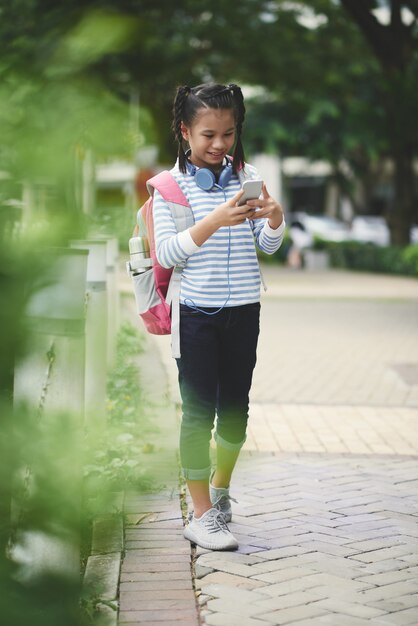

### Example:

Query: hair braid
xmin=229 ymin=84 xmax=246 ymax=172
xmin=172 ymin=85 xmax=191 ymax=173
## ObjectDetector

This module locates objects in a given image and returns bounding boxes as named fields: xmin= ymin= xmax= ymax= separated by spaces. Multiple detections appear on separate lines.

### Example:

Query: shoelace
xmin=204 ymin=510 xmax=230 ymax=534
xmin=213 ymin=493 xmax=238 ymax=507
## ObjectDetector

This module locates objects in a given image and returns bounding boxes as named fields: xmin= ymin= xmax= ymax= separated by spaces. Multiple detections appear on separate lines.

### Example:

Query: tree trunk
xmin=389 ymin=146 xmax=415 ymax=245
xmin=385 ymin=75 xmax=416 ymax=246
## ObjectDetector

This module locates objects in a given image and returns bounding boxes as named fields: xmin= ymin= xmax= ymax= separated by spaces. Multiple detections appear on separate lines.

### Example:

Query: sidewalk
xmin=118 ymin=264 xmax=418 ymax=626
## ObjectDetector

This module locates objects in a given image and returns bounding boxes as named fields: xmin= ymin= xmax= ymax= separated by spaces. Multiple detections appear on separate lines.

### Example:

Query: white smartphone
xmin=238 ymin=179 xmax=263 ymax=206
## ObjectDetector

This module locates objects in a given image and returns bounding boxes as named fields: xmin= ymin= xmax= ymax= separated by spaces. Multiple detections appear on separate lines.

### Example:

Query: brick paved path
xmin=118 ymin=265 xmax=418 ymax=625
xmin=195 ymin=452 xmax=418 ymax=626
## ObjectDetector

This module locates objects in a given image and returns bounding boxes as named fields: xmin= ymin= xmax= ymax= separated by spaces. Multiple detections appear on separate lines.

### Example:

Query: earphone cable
xmin=183 ymin=185 xmax=232 ymax=315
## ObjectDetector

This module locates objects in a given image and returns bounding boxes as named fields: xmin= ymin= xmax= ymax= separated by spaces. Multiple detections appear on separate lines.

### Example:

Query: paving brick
xmin=368 ymin=593 xmax=418 ymax=613
xmin=251 ymin=545 xmax=316 ymax=561
xmin=255 ymin=602 xmax=329 ymax=625
xmin=123 ymin=544 xmax=190 ymax=555
xmin=313 ymin=597 xmax=386 ymax=618
xmin=314 ymin=614 xmax=380 ymax=626
xmin=376 ymin=607 xmax=418 ymax=625
xmin=249 ymin=566 xmax=318 ymax=584
xmin=249 ymin=555 xmax=319 ymax=577
xmin=355 ymin=581 xmax=418 ymax=603
xmin=349 ymin=545 xmax=414 ymax=564
xmin=252 ymin=590 xmax=327 ymax=612
xmin=346 ymin=537 xmax=407 ymax=552
xmin=121 ymin=560 xmax=191 ymax=573
xmin=205 ymin=597 xmax=268 ymax=618
xmin=295 ymin=572 xmax=372 ymax=594
xmin=120 ymin=570 xmax=191 ymax=582
xmin=198 ymin=552 xmax=264 ymax=566
xmin=203 ymin=613 xmax=272 ymax=626
xmin=122 ymin=552 xmax=188 ymax=562
xmin=119 ymin=622 xmax=197 ymax=626
xmin=254 ymin=575 xmax=321 ymax=598
xmin=357 ymin=559 xmax=414 ymax=575
xmin=295 ymin=541 xmax=358 ymax=558
xmin=195 ymin=571 xmax=268 ymax=591
xmin=120 ymin=580 xmax=193 ymax=592
xmin=195 ymin=563 xmax=215 ymax=579
xmin=125 ymin=537 xmax=190 ymax=552
xmin=199 ymin=583 xmax=267 ymax=604
xmin=355 ymin=568 xmax=418 ymax=586
xmin=118 ymin=608 xmax=197 ymax=623
xmin=119 ymin=590 xmax=195 ymax=610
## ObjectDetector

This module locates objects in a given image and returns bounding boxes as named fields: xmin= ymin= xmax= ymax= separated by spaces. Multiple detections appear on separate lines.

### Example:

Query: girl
xmin=153 ymin=83 xmax=285 ymax=551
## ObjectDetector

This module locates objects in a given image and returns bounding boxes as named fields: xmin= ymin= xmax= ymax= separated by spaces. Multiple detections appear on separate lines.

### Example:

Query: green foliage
xmin=1 ymin=13 xmax=135 ymax=173
xmin=90 ymin=205 xmax=134 ymax=252
xmin=84 ymin=322 xmax=157 ymax=500
xmin=311 ymin=236 xmax=329 ymax=251
xmin=0 ymin=401 xmax=96 ymax=626
xmin=324 ymin=241 xmax=418 ymax=277
xmin=402 ymin=244 xmax=418 ymax=277
xmin=260 ymin=234 xmax=418 ymax=277
xmin=0 ymin=320 xmax=158 ymax=626
xmin=0 ymin=6 xmax=156 ymax=623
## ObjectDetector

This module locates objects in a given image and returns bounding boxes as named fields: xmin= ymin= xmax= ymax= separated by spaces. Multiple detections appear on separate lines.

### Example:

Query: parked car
xmin=290 ymin=212 xmax=350 ymax=243
xmin=351 ymin=217 xmax=418 ymax=246
xmin=350 ymin=216 xmax=390 ymax=247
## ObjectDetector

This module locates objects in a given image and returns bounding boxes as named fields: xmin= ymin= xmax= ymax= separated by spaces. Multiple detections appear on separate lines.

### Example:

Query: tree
xmin=183 ymin=0 xmax=417 ymax=243
xmin=339 ymin=1 xmax=418 ymax=243
xmin=1 ymin=0 xmax=417 ymax=242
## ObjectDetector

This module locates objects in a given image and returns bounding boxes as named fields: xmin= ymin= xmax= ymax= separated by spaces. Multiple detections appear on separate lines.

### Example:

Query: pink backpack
xmin=128 ymin=171 xmax=194 ymax=357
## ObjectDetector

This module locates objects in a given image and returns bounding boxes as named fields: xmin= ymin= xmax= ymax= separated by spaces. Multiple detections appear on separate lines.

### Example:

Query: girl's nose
xmin=212 ymin=137 xmax=225 ymax=149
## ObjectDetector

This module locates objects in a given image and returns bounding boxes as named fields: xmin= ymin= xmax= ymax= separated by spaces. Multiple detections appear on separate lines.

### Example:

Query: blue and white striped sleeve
xmin=251 ymin=217 xmax=286 ymax=254
xmin=153 ymin=190 xmax=199 ymax=269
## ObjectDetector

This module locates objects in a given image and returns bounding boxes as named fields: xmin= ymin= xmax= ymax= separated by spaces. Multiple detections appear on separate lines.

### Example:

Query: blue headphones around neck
xmin=185 ymin=153 xmax=233 ymax=191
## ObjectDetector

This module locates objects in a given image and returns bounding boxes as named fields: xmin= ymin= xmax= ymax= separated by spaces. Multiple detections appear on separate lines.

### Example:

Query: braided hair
xmin=172 ymin=83 xmax=246 ymax=174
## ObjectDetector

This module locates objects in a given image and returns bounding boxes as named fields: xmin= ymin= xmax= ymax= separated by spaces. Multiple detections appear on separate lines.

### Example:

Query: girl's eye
xmin=202 ymin=132 xmax=234 ymax=138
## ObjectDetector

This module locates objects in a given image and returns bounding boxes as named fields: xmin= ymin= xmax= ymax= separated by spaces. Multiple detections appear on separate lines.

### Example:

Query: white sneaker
xmin=184 ymin=508 xmax=238 ymax=551
xmin=210 ymin=479 xmax=237 ymax=523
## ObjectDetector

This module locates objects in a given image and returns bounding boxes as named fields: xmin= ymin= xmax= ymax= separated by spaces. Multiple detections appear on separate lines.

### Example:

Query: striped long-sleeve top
xmin=153 ymin=161 xmax=285 ymax=308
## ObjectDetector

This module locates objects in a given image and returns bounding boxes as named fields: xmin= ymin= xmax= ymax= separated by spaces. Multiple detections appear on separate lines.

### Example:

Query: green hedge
xmin=257 ymin=232 xmax=418 ymax=277
xmin=323 ymin=240 xmax=418 ymax=277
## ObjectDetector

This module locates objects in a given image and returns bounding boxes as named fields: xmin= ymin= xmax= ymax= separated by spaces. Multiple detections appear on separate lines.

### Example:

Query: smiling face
xmin=181 ymin=107 xmax=236 ymax=171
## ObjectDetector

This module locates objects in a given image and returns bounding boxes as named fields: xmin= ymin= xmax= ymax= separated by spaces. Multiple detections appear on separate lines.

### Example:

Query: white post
xmin=93 ymin=235 xmax=120 ymax=369
xmin=15 ymin=248 xmax=88 ymax=415
xmin=82 ymin=149 xmax=96 ymax=214
xmin=13 ymin=247 xmax=89 ymax=581
xmin=251 ymin=153 xmax=282 ymax=201
xmin=71 ymin=239 xmax=108 ymax=427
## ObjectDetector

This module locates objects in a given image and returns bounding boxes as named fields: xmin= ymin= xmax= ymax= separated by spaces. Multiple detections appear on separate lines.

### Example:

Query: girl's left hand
xmin=247 ymin=184 xmax=284 ymax=230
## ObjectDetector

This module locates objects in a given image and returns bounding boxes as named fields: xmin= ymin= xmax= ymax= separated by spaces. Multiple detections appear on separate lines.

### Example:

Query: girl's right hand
xmin=211 ymin=190 xmax=256 ymax=228
xmin=189 ymin=190 xmax=256 ymax=247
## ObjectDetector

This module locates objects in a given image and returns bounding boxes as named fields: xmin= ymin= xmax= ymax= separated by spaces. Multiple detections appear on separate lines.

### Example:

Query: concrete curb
xmin=83 ymin=492 xmax=124 ymax=626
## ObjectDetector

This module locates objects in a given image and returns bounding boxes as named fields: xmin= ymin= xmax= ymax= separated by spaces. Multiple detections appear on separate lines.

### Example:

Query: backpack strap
xmin=166 ymin=266 xmax=183 ymax=358
xmin=146 ymin=170 xmax=189 ymax=205
xmin=147 ymin=171 xmax=194 ymax=359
